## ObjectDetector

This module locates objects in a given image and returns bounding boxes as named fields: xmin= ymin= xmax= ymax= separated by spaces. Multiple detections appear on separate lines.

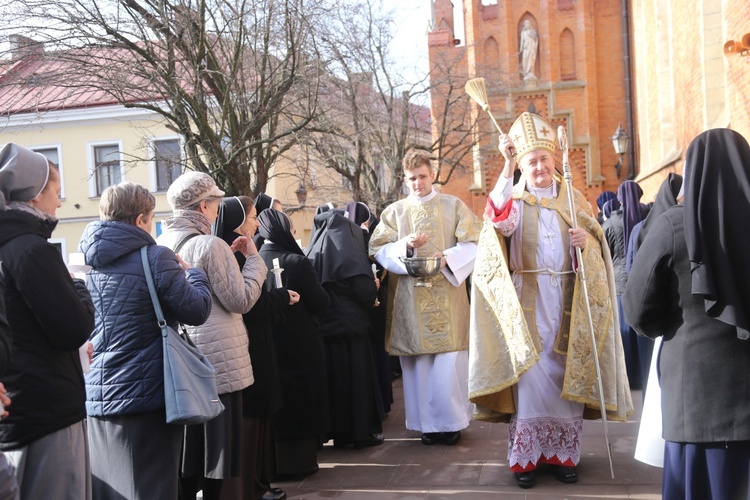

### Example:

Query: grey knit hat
xmin=0 ymin=143 xmax=50 ymax=211
xmin=166 ymin=171 xmax=225 ymax=210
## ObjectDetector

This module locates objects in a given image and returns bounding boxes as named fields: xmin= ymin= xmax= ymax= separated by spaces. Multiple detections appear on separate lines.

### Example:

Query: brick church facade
xmin=428 ymin=0 xmax=749 ymax=212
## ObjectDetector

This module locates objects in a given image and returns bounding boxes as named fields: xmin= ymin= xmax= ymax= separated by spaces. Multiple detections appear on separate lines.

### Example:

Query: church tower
xmin=428 ymin=0 xmax=632 ymax=213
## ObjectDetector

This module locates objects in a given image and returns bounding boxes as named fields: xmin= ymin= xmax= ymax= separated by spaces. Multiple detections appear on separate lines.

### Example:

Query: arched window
xmin=484 ymin=36 xmax=500 ymax=77
xmin=560 ymin=29 xmax=576 ymax=80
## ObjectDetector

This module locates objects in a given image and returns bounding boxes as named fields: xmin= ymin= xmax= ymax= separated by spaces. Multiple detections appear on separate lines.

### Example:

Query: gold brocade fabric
xmin=468 ymin=180 xmax=634 ymax=423
xmin=369 ymin=194 xmax=482 ymax=356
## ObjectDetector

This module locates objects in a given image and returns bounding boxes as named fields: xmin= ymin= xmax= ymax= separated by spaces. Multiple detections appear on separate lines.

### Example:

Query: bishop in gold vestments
xmin=468 ymin=113 xmax=632 ymax=487
xmin=369 ymin=151 xmax=481 ymax=445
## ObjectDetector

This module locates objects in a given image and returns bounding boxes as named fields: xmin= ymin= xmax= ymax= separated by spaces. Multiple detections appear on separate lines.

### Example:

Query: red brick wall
xmin=429 ymin=0 xmax=750 ymax=211
xmin=429 ymin=0 xmax=629 ymax=215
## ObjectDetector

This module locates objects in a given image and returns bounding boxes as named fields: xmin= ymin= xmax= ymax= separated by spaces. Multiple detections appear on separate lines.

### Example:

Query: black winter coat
xmin=623 ymin=207 xmax=750 ymax=443
xmin=0 ymin=209 xmax=95 ymax=450
xmin=258 ymin=243 xmax=330 ymax=440
xmin=0 ymin=270 xmax=11 ymax=375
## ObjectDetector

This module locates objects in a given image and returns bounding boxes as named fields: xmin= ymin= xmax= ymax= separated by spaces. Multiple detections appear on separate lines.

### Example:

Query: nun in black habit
xmin=623 ymin=129 xmax=750 ymax=500
xmin=306 ymin=208 xmax=385 ymax=448
xmin=256 ymin=209 xmax=330 ymax=480
xmin=213 ymin=197 xmax=295 ymax=500
xmin=345 ymin=201 xmax=394 ymax=415
xmin=624 ymin=173 xmax=683 ymax=393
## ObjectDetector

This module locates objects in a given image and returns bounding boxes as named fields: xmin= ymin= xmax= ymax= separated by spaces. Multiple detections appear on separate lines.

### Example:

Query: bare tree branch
xmin=0 ymin=0 xmax=327 ymax=195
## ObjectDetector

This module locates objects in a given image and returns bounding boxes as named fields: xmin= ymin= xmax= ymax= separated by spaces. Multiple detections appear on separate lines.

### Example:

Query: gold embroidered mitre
xmin=508 ymin=111 xmax=556 ymax=163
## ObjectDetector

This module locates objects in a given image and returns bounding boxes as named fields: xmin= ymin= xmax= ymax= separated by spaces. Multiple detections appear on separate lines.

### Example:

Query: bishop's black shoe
xmin=554 ymin=465 xmax=578 ymax=483
xmin=513 ymin=470 xmax=536 ymax=489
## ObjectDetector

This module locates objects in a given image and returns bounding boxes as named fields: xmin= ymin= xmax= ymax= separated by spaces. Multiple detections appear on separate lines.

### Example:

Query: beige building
xmin=1 ymin=52 xmax=429 ymax=255
xmin=0 ymin=104 xmax=183 ymax=263
xmin=0 ymin=102 xmax=340 ymax=254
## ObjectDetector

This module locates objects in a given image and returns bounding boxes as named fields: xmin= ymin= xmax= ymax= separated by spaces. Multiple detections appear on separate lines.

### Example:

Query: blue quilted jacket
xmin=80 ymin=220 xmax=212 ymax=416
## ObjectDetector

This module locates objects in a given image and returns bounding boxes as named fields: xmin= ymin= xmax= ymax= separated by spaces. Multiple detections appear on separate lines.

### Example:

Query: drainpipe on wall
xmin=622 ymin=0 xmax=637 ymax=180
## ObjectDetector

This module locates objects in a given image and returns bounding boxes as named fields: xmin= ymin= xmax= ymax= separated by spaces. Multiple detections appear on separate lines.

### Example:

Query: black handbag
xmin=140 ymin=246 xmax=224 ymax=425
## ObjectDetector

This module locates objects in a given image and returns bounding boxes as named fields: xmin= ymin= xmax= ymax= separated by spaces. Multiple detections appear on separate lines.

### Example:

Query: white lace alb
xmin=508 ymin=414 xmax=582 ymax=468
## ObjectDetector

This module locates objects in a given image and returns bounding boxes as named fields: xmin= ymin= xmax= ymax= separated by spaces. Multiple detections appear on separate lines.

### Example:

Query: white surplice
xmin=489 ymin=177 xmax=584 ymax=468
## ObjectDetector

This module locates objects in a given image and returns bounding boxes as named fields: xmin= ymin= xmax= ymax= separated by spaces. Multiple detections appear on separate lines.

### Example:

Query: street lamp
xmin=611 ymin=123 xmax=629 ymax=179
xmin=295 ymin=183 xmax=308 ymax=205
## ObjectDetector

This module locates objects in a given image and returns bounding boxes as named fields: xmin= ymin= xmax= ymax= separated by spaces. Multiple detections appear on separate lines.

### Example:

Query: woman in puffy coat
xmin=157 ymin=173 xmax=267 ymax=500
xmin=80 ymin=182 xmax=212 ymax=500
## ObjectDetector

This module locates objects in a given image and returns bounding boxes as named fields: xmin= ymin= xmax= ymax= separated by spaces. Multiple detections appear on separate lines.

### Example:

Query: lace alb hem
xmin=507 ymin=414 xmax=583 ymax=468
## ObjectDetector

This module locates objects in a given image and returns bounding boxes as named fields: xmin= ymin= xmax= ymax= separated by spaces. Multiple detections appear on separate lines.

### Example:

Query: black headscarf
xmin=254 ymin=193 xmax=275 ymax=214
xmin=683 ymin=128 xmax=750 ymax=340
xmin=602 ymin=198 xmax=620 ymax=220
xmin=309 ymin=204 xmax=344 ymax=244
xmin=257 ymin=209 xmax=303 ymax=256
xmin=253 ymin=193 xmax=278 ymax=251
xmin=305 ymin=210 xmax=373 ymax=285
xmin=315 ymin=203 xmax=336 ymax=216
xmin=634 ymin=173 xmax=683 ymax=251
xmin=212 ymin=197 xmax=245 ymax=247
xmin=345 ymin=201 xmax=371 ymax=226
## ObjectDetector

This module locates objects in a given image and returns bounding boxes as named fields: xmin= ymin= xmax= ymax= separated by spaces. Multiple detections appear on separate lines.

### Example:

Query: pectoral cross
xmin=542 ymin=231 xmax=556 ymax=251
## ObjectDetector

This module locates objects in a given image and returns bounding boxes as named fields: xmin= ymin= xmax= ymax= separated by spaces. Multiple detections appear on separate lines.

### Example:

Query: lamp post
xmin=611 ymin=123 xmax=629 ymax=179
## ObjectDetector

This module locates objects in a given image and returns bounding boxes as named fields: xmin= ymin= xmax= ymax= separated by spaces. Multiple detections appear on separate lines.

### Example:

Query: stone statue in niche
xmin=519 ymin=20 xmax=538 ymax=80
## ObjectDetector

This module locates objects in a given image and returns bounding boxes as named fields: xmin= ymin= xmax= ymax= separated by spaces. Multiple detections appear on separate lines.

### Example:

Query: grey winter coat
xmin=623 ymin=207 xmax=750 ymax=443
xmin=157 ymin=214 xmax=267 ymax=394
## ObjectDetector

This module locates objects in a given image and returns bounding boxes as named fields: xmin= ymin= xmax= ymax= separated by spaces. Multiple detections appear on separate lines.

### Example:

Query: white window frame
xmin=148 ymin=135 xmax=184 ymax=192
xmin=29 ymin=143 xmax=65 ymax=199
xmin=87 ymin=140 xmax=125 ymax=198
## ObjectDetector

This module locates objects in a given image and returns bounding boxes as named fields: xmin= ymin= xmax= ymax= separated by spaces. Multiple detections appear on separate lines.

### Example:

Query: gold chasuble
xmin=370 ymin=194 xmax=481 ymax=356
xmin=468 ymin=179 xmax=633 ymax=423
